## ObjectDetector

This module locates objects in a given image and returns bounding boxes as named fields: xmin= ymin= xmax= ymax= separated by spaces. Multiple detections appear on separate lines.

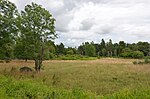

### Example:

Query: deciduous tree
xmin=19 ymin=3 xmax=56 ymax=71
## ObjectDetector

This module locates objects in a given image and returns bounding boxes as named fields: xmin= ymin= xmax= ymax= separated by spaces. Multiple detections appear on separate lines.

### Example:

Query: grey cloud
xmin=80 ymin=18 xmax=95 ymax=30
xmin=10 ymin=0 xmax=150 ymax=47
xmin=55 ymin=14 xmax=73 ymax=32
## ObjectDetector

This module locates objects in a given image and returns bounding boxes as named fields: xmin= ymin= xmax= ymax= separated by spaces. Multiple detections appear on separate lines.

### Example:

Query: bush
xmin=133 ymin=58 xmax=150 ymax=65
xmin=131 ymin=51 xmax=144 ymax=59
xmin=66 ymin=50 xmax=74 ymax=55
xmin=144 ymin=58 xmax=150 ymax=64
xmin=145 ymin=56 xmax=150 ymax=60
xmin=49 ymin=53 xmax=55 ymax=59
xmin=120 ymin=52 xmax=132 ymax=58
xmin=121 ymin=51 xmax=144 ymax=59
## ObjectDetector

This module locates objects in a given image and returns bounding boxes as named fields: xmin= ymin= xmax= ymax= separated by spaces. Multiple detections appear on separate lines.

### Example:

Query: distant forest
xmin=38 ymin=39 xmax=150 ymax=59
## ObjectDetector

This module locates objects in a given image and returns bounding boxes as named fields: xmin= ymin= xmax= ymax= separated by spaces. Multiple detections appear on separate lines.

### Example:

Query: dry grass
xmin=0 ymin=58 xmax=150 ymax=95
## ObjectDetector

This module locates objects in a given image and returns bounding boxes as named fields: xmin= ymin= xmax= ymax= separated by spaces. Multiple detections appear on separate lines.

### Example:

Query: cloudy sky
xmin=10 ymin=0 xmax=150 ymax=47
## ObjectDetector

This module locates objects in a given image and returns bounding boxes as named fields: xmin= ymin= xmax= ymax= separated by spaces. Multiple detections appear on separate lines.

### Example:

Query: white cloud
xmin=9 ymin=0 xmax=150 ymax=47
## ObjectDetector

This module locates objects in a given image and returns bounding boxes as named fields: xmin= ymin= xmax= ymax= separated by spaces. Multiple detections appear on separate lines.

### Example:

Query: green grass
xmin=55 ymin=55 xmax=98 ymax=60
xmin=0 ymin=75 xmax=97 ymax=99
xmin=0 ymin=58 xmax=150 ymax=98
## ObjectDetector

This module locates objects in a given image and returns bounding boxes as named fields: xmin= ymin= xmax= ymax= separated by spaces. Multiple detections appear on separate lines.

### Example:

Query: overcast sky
xmin=10 ymin=0 xmax=150 ymax=47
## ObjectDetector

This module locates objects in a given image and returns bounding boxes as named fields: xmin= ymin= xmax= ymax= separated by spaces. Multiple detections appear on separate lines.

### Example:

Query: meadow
xmin=0 ymin=58 xmax=150 ymax=98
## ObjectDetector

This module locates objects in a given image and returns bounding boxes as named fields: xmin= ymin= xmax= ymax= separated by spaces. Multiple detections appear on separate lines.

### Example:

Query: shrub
xmin=131 ymin=51 xmax=144 ymax=59
xmin=121 ymin=51 xmax=144 ymax=59
xmin=133 ymin=59 xmax=150 ymax=65
xmin=66 ymin=50 xmax=74 ymax=55
xmin=144 ymin=58 xmax=150 ymax=64
xmin=49 ymin=53 xmax=55 ymax=59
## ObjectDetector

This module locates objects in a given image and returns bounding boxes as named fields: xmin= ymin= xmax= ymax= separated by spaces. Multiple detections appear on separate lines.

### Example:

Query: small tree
xmin=56 ymin=43 xmax=65 ymax=55
xmin=85 ymin=44 xmax=96 ymax=57
xmin=67 ymin=49 xmax=74 ymax=55
xmin=19 ymin=3 xmax=56 ymax=72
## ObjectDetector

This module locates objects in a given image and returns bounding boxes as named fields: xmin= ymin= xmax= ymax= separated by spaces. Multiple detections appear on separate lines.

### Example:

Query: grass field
xmin=0 ymin=58 xmax=150 ymax=98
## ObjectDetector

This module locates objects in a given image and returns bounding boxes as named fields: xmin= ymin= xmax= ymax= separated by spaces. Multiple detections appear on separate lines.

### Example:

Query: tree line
xmin=40 ymin=39 xmax=150 ymax=59
xmin=77 ymin=39 xmax=150 ymax=58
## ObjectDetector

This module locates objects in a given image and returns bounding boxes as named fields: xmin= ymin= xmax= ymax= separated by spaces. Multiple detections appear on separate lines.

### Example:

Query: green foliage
xmin=122 ymin=48 xmax=132 ymax=52
xmin=132 ymin=51 xmax=144 ymax=58
xmin=56 ymin=43 xmax=65 ymax=55
xmin=137 ymin=42 xmax=150 ymax=56
xmin=85 ymin=44 xmax=96 ymax=57
xmin=121 ymin=51 xmax=144 ymax=59
xmin=0 ymin=0 xmax=18 ymax=60
xmin=49 ymin=53 xmax=55 ymax=59
xmin=66 ymin=49 xmax=74 ymax=55
xmin=144 ymin=58 xmax=150 ymax=64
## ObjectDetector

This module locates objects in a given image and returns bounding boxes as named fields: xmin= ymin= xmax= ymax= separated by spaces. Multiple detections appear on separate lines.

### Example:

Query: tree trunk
xmin=35 ymin=59 xmax=42 ymax=72
xmin=34 ymin=46 xmax=44 ymax=72
xmin=25 ymin=58 xmax=27 ymax=62
xmin=35 ymin=59 xmax=39 ymax=72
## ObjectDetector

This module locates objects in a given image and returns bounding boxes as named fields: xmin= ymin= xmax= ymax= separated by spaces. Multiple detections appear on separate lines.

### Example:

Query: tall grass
xmin=0 ymin=75 xmax=97 ymax=99
xmin=0 ymin=58 xmax=150 ymax=98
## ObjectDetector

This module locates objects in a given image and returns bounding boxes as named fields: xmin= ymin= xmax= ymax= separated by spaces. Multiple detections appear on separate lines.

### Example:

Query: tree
xmin=19 ymin=3 xmax=56 ymax=71
xmin=93 ymin=44 xmax=100 ymax=56
xmin=118 ymin=41 xmax=126 ymax=55
xmin=14 ymin=39 xmax=31 ymax=61
xmin=84 ymin=44 xmax=96 ymax=57
xmin=106 ymin=39 xmax=113 ymax=57
xmin=137 ymin=42 xmax=150 ymax=56
xmin=56 ymin=43 xmax=65 ymax=55
xmin=0 ymin=0 xmax=18 ymax=60
xmin=113 ymin=43 xmax=119 ymax=56
xmin=44 ymin=41 xmax=56 ymax=59
xmin=78 ymin=44 xmax=85 ymax=55
xmin=100 ymin=39 xmax=106 ymax=56
xmin=101 ymin=48 xmax=107 ymax=56
xmin=122 ymin=48 xmax=132 ymax=53
xmin=100 ymin=39 xmax=106 ymax=48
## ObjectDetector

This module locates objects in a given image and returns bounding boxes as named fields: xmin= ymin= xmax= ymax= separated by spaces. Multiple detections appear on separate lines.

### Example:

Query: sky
xmin=10 ymin=0 xmax=150 ymax=47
